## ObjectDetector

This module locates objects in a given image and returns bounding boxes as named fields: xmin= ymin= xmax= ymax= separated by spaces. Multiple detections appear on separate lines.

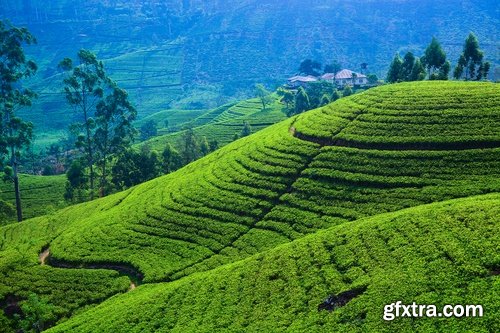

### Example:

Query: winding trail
xmin=39 ymin=247 xmax=142 ymax=291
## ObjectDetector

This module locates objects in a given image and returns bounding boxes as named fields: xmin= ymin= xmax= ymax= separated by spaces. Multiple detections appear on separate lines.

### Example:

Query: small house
xmin=286 ymin=75 xmax=318 ymax=88
xmin=321 ymin=69 xmax=368 ymax=87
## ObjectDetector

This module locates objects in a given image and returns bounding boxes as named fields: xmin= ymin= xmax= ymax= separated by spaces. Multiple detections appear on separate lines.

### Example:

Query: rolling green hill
xmin=0 ymin=81 xmax=499 ymax=332
xmin=46 ymin=193 xmax=500 ymax=332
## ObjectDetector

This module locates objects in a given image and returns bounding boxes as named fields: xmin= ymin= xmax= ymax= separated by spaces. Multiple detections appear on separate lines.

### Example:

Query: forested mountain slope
xmin=0 ymin=81 xmax=499 ymax=332
xmin=1 ymin=0 xmax=498 ymax=136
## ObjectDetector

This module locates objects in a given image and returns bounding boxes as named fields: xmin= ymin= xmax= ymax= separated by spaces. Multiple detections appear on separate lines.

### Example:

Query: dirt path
xmin=39 ymin=247 xmax=142 ymax=292
xmin=39 ymin=248 xmax=50 ymax=265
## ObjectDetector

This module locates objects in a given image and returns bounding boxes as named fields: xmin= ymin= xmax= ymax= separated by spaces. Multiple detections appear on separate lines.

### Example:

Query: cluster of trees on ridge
xmin=387 ymin=34 xmax=490 ymax=83
xmin=268 ymin=60 xmax=380 ymax=117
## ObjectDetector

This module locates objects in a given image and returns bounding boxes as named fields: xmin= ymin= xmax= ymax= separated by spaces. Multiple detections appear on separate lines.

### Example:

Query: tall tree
xmin=59 ymin=49 xmax=108 ymax=200
xmin=140 ymin=120 xmax=158 ymax=141
xmin=111 ymin=147 xmax=160 ymax=189
xmin=421 ymin=37 xmax=447 ymax=78
xmin=437 ymin=60 xmax=451 ymax=80
xmin=240 ymin=121 xmax=252 ymax=137
xmin=453 ymin=33 xmax=489 ymax=81
xmin=199 ymin=136 xmax=209 ymax=156
xmin=292 ymin=87 xmax=310 ymax=116
xmin=277 ymin=87 xmax=294 ymax=111
xmin=64 ymin=160 xmax=87 ymax=203
xmin=161 ymin=143 xmax=182 ymax=174
xmin=181 ymin=127 xmax=198 ymax=164
xmin=409 ymin=58 xmax=426 ymax=81
xmin=0 ymin=20 xmax=38 ymax=222
xmin=255 ymin=84 xmax=273 ymax=110
xmin=208 ymin=139 xmax=219 ymax=152
xmin=399 ymin=52 xmax=416 ymax=82
xmin=93 ymin=82 xmax=136 ymax=196
xmin=59 ymin=49 xmax=135 ymax=198
xmin=324 ymin=61 xmax=341 ymax=75
xmin=386 ymin=54 xmax=403 ymax=83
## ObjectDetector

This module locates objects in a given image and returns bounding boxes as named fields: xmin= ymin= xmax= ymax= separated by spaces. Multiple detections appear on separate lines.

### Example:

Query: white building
xmin=286 ymin=75 xmax=318 ymax=88
xmin=321 ymin=69 xmax=368 ymax=86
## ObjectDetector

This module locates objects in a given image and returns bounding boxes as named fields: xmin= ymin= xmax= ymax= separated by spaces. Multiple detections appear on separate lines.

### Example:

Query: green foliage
xmin=111 ymin=147 xmax=160 ymax=189
xmin=59 ymin=49 xmax=136 ymax=199
xmin=240 ymin=121 xmax=252 ymax=138
xmin=199 ymin=136 xmax=209 ymax=156
xmin=0 ymin=20 xmax=38 ymax=222
xmin=454 ymin=33 xmax=490 ymax=81
xmin=367 ymin=73 xmax=378 ymax=84
xmin=324 ymin=61 xmax=341 ymax=75
xmin=254 ymin=84 xmax=273 ymax=110
xmin=298 ymin=59 xmax=322 ymax=76
xmin=161 ymin=143 xmax=182 ymax=174
xmin=208 ymin=139 xmax=219 ymax=152
xmin=181 ymin=127 xmax=199 ymax=164
xmin=64 ymin=160 xmax=87 ymax=203
xmin=386 ymin=54 xmax=403 ymax=83
xmin=409 ymin=58 xmax=426 ymax=81
xmin=15 ymin=293 xmax=56 ymax=333
xmin=421 ymin=37 xmax=447 ymax=77
xmin=139 ymin=120 xmax=158 ymax=141
xmin=387 ymin=52 xmax=426 ymax=83
xmin=305 ymin=81 xmax=335 ymax=109
xmin=277 ymin=87 xmax=294 ymax=111
xmin=342 ymin=85 xmax=353 ymax=97
xmin=0 ymin=174 xmax=66 ymax=222
xmin=0 ymin=199 xmax=15 ymax=223
xmin=292 ymin=87 xmax=310 ymax=116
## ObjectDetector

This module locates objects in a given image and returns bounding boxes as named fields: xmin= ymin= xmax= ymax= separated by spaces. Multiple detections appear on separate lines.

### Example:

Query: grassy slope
xmin=0 ymin=81 xmax=499 ymax=331
xmin=138 ymin=96 xmax=287 ymax=151
xmin=0 ymin=174 xmax=66 ymax=224
xmin=47 ymin=193 xmax=500 ymax=333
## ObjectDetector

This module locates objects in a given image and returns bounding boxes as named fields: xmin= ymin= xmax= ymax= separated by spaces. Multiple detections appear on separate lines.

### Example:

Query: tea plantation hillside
xmin=47 ymin=193 xmax=500 ymax=333
xmin=0 ymin=174 xmax=66 ymax=224
xmin=139 ymin=96 xmax=286 ymax=151
xmin=0 ymin=81 xmax=499 ymax=331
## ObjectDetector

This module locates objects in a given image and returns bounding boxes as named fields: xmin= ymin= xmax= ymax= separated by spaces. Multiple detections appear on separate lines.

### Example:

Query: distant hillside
xmin=0 ymin=81 xmax=498 ymax=332
xmin=139 ymin=96 xmax=287 ymax=152
xmin=1 ymin=0 xmax=498 ymax=146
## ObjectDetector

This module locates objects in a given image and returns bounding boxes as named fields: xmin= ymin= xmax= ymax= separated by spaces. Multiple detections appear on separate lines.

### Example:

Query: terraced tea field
xmin=0 ymin=175 xmax=66 ymax=224
xmin=0 ymin=81 xmax=498 ymax=332
xmin=47 ymin=193 xmax=500 ymax=333
xmin=140 ymin=96 xmax=287 ymax=151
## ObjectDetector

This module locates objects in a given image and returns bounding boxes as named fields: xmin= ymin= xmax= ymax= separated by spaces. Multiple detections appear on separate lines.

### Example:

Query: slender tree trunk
xmin=13 ymin=168 xmax=22 ymax=222
xmin=11 ymin=146 xmax=23 ymax=222
xmin=82 ymin=89 xmax=95 ymax=200
xmin=4 ymin=110 xmax=23 ymax=222
xmin=100 ymin=157 xmax=107 ymax=198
